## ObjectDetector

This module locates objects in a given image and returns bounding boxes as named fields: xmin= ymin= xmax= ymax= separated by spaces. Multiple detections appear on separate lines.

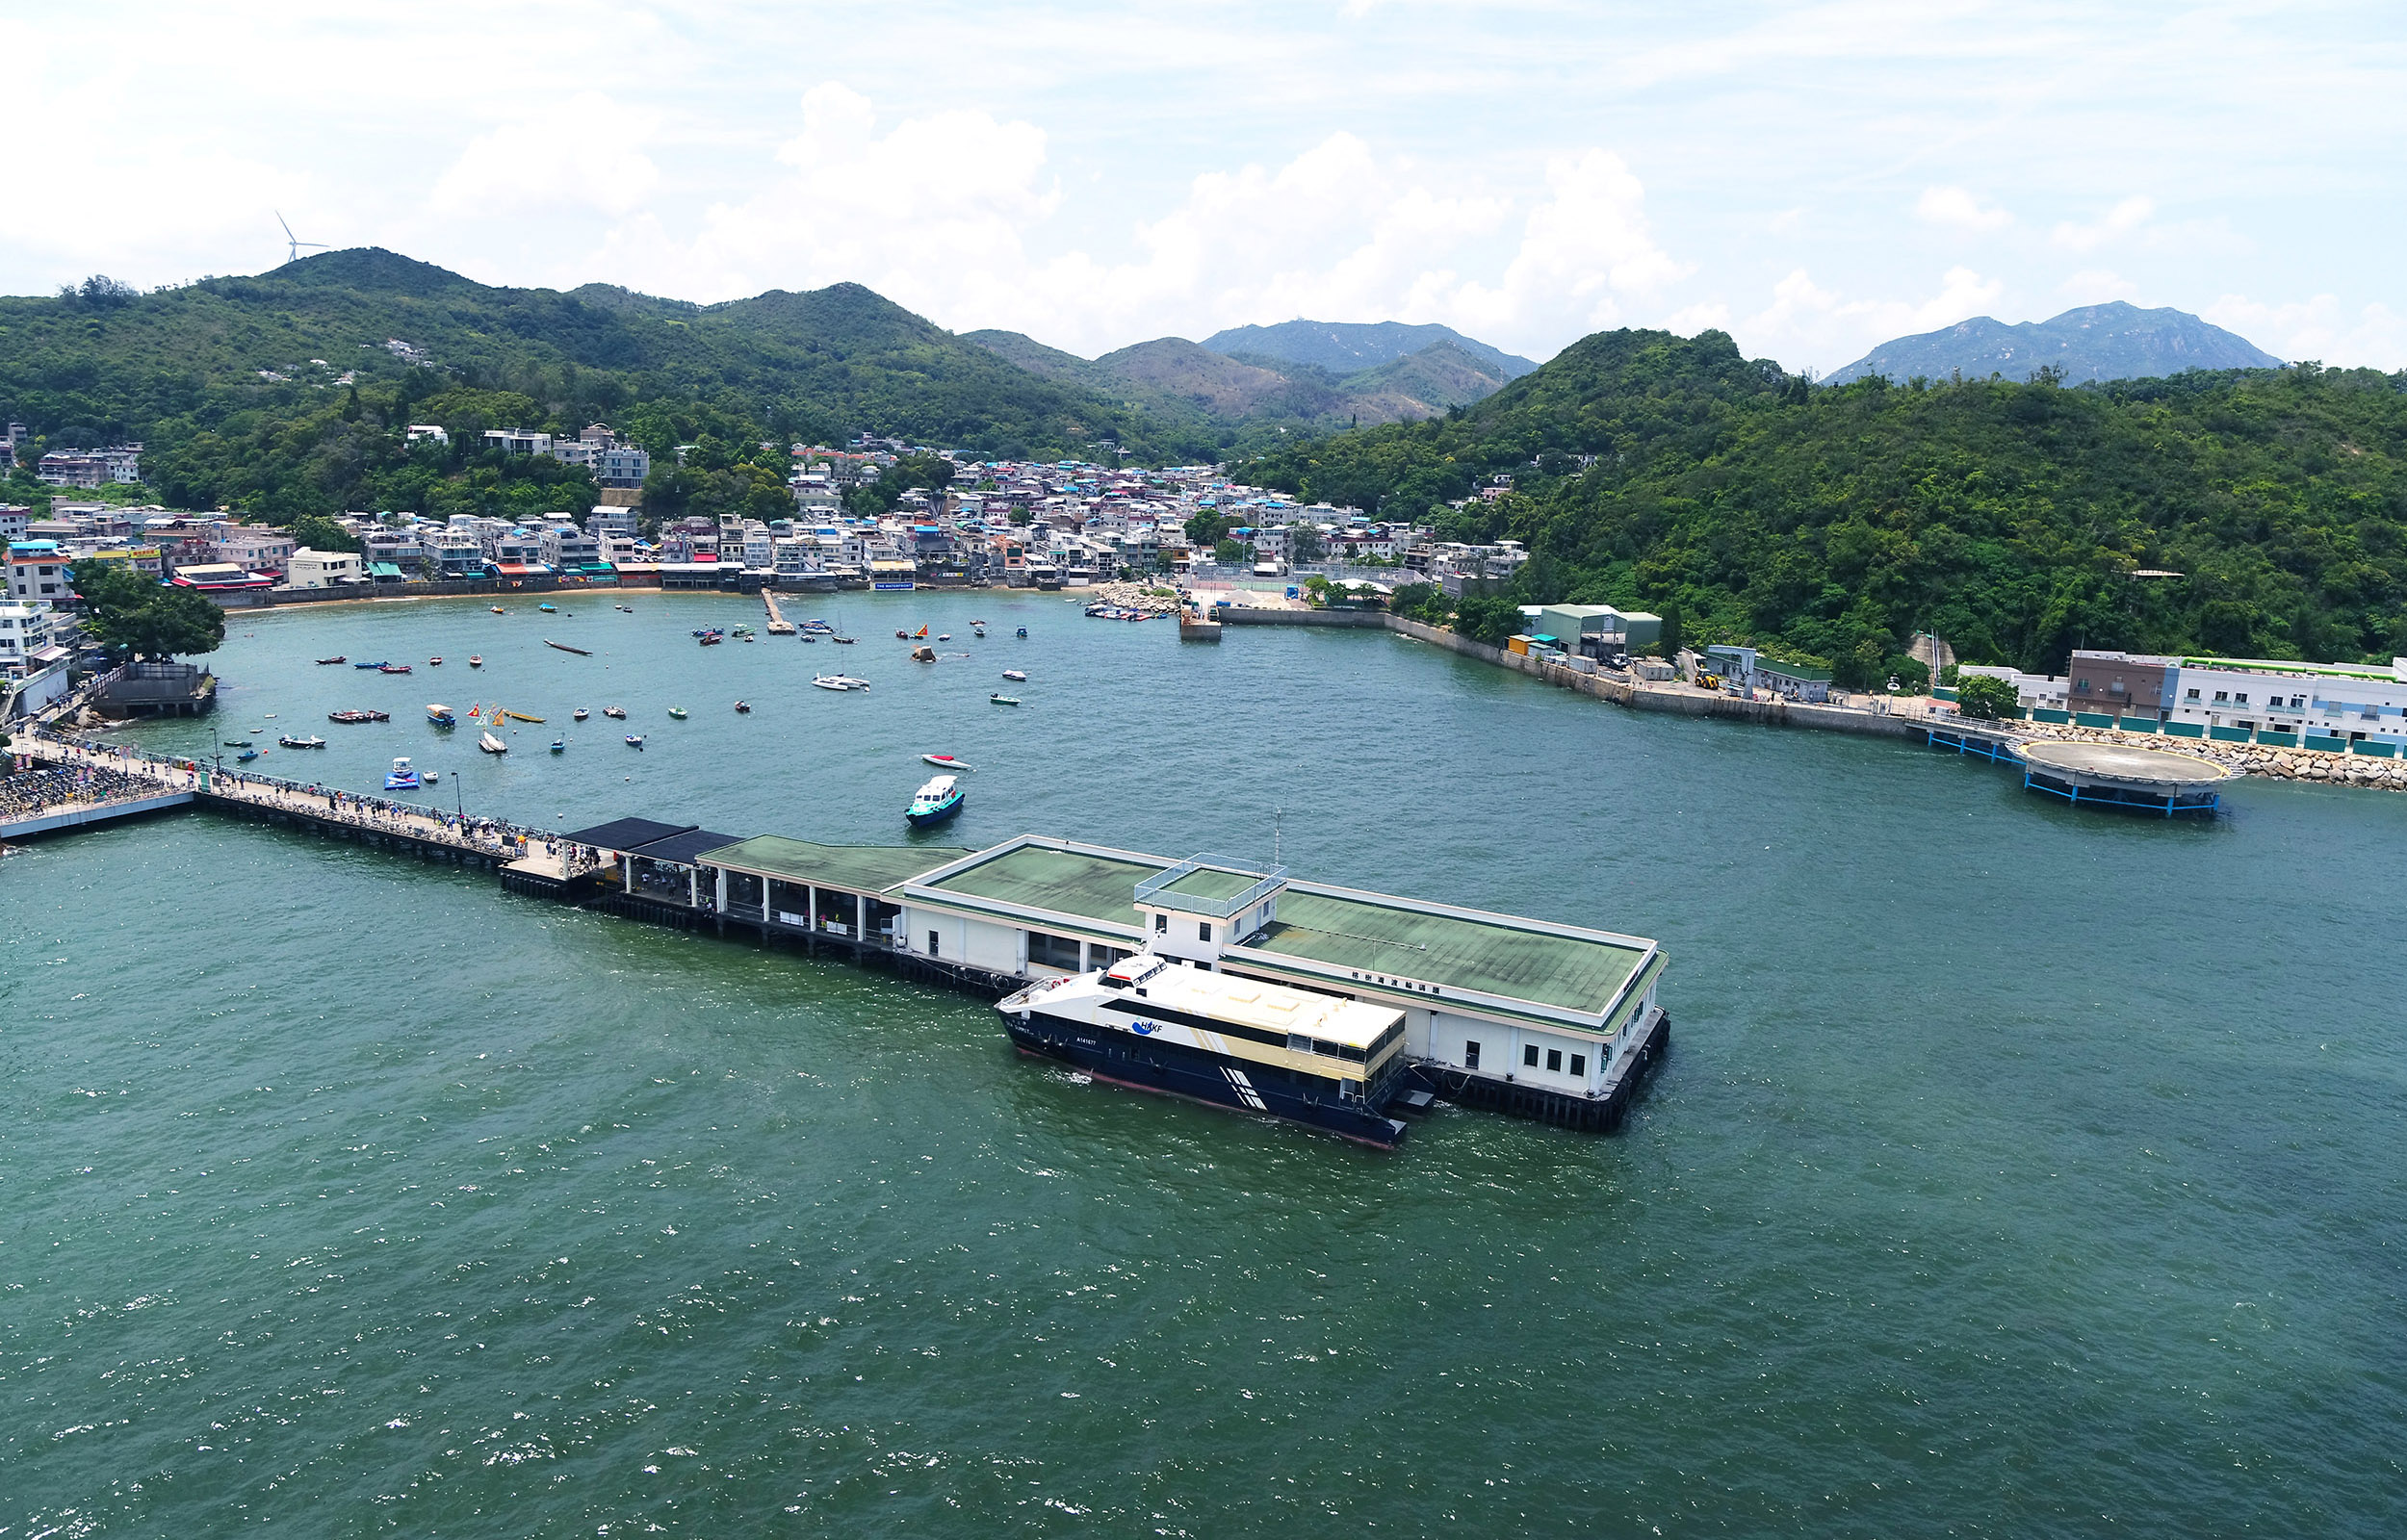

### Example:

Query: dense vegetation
xmin=1252 ymin=329 xmax=2407 ymax=681
xmin=0 ymin=248 xmax=1168 ymax=524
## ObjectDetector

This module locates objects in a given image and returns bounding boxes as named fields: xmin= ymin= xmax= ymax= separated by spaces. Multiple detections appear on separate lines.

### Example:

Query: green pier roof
xmin=919 ymin=842 xmax=1162 ymax=923
xmin=1250 ymin=887 xmax=1646 ymax=1014
xmin=704 ymin=835 xmax=970 ymax=894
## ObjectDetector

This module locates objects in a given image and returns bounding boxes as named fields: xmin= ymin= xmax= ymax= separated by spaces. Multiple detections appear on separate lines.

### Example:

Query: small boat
xmin=353 ymin=660 xmax=386 ymax=669
xmin=491 ymin=605 xmax=505 ymax=614
xmin=550 ymin=738 xmax=565 ymax=754
xmin=812 ymin=675 xmax=867 ymax=692
xmin=316 ymin=655 xmax=346 ymax=665
xmin=538 ymin=603 xmax=556 ymax=613
xmin=544 ymin=638 xmax=592 ymax=655
xmin=907 ymin=774 xmax=965 ymax=826
xmin=1016 ymin=626 xmax=1027 ymax=638
xmin=895 ymin=629 xmax=909 ymax=639
xmin=422 ymin=769 xmax=439 ymax=783
xmin=379 ymin=663 xmax=413 ymax=675
xmin=279 ymin=733 xmax=327 ymax=749
xmin=427 ymin=705 xmax=456 ymax=727
xmin=328 ymin=709 xmax=376 ymax=724
xmin=428 ymin=656 xmax=443 ymax=666
xmin=603 ymin=706 xmax=627 ymax=719
xmin=1002 ymin=670 xmax=1026 ymax=682
xmin=973 ymin=629 xmax=986 ymax=639
xmin=235 ymin=749 xmax=260 ymax=762
xmin=734 ymin=701 xmax=751 ymax=713
xmin=503 ymin=710 xmax=544 ymax=724
xmin=667 ymin=706 xmax=687 ymax=720
xmin=833 ymin=635 xmax=856 ymax=645
xmin=625 ymin=734 xmax=646 ymax=749
xmin=384 ymin=757 xmax=422 ymax=790
xmin=921 ymin=754 xmax=974 ymax=770
xmin=938 ymin=632 xmax=951 ymax=641
xmin=223 ymin=738 xmax=252 ymax=747
xmin=573 ymin=707 xmax=590 ymax=722
xmin=616 ymin=604 xmax=633 ymax=612
xmin=910 ymin=645 xmax=936 ymax=662
xmin=479 ymin=732 xmax=507 ymax=754
xmin=989 ymin=694 xmax=1021 ymax=706
xmin=468 ymin=655 xmax=483 ymax=668
xmin=698 ymin=631 xmax=722 ymax=647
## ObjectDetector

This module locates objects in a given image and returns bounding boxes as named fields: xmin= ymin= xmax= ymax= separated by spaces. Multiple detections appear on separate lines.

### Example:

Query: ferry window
xmin=1288 ymin=1034 xmax=1315 ymax=1053
xmin=1570 ymin=1054 xmax=1587 ymax=1077
xmin=1198 ymin=922 xmax=1212 ymax=942
xmin=1463 ymin=1040 xmax=1481 ymax=1069
xmin=1522 ymin=1043 xmax=1540 ymax=1067
xmin=1546 ymin=1048 xmax=1563 ymax=1072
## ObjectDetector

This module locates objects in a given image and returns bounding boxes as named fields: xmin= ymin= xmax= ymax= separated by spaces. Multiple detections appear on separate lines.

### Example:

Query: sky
xmin=7 ymin=2 xmax=2405 ymax=373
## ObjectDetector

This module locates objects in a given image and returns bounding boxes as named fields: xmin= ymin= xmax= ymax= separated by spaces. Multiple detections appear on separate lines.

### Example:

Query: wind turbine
xmin=275 ymin=212 xmax=331 ymax=267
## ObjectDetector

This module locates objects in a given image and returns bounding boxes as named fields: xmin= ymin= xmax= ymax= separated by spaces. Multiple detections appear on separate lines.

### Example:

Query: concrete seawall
xmin=1226 ymin=607 xmax=1928 ymax=745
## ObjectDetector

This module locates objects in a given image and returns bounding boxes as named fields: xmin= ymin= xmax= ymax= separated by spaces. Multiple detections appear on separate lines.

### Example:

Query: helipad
xmin=2012 ymin=738 xmax=2234 ymax=813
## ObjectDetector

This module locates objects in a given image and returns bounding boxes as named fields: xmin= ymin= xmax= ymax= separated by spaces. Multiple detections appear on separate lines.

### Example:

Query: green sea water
xmin=5 ymin=592 xmax=2404 ymax=1536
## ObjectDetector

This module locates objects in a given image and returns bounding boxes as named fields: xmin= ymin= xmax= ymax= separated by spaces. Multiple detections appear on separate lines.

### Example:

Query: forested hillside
xmin=1252 ymin=328 xmax=2407 ymax=681
xmin=0 ymin=250 xmax=1178 ymax=520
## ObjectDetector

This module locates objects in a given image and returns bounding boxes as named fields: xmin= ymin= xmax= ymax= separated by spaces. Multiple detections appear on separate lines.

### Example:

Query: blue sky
xmin=8 ymin=2 xmax=2403 ymax=372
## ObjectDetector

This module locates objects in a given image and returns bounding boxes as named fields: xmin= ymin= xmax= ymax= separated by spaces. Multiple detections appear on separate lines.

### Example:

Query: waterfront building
xmin=2067 ymin=648 xmax=2407 ymax=747
xmin=8 ymin=542 xmax=70 ymax=604
xmin=285 ymin=548 xmax=365 ymax=589
xmin=0 ymin=600 xmax=63 ymax=677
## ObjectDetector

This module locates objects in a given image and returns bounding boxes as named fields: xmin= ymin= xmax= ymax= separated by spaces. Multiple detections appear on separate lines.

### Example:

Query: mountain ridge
xmin=1203 ymin=319 xmax=1538 ymax=379
xmin=1826 ymin=301 xmax=2282 ymax=386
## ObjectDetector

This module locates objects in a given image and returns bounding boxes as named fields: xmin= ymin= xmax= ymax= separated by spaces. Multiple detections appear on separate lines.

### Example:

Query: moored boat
xmin=538 ymin=603 xmax=556 ymax=612
xmin=427 ymin=704 xmax=456 ymax=727
xmin=625 ymin=733 xmax=645 ymax=748
xmin=384 ymin=756 xmax=422 ymax=790
xmin=544 ymin=638 xmax=592 ymax=655
xmin=668 ymin=706 xmax=687 ymax=719
xmin=906 ymin=773 xmax=965 ymax=826
xmin=491 ymin=605 xmax=505 ymax=614
xmin=379 ymin=663 xmax=413 ymax=674
xmin=921 ymin=754 xmax=974 ymax=769
xmin=479 ymin=732 xmax=507 ymax=754
xmin=573 ymin=707 xmax=590 ymax=721
xmin=236 ymin=748 xmax=260 ymax=761
xmin=996 ymin=955 xmax=1410 ymax=1146
xmin=316 ymin=655 xmax=346 ymax=665
xmin=354 ymin=660 xmax=386 ymax=669
xmin=223 ymin=738 xmax=252 ymax=747
xmin=990 ymin=693 xmax=1021 ymax=706
xmin=428 ymin=655 xmax=442 ymax=665
xmin=550 ymin=737 xmax=566 ymax=754
xmin=278 ymin=733 xmax=327 ymax=749
xmin=469 ymin=655 xmax=483 ymax=668
xmin=734 ymin=701 xmax=751 ymax=713
xmin=1002 ymin=670 xmax=1026 ymax=681
xmin=603 ymin=705 xmax=627 ymax=718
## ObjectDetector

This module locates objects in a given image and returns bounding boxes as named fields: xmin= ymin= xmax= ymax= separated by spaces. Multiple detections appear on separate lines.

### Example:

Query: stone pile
xmin=2001 ymin=718 xmax=2407 ymax=793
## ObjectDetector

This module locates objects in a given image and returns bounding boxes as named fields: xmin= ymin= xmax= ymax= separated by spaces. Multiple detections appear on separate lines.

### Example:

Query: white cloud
xmin=2201 ymin=294 xmax=2407 ymax=369
xmin=1915 ymin=186 xmax=2011 ymax=232
xmin=2052 ymin=195 xmax=2154 ymax=253
xmin=431 ymin=92 xmax=661 ymax=218
xmin=588 ymin=89 xmax=1679 ymax=360
xmin=2058 ymin=269 xmax=2136 ymax=304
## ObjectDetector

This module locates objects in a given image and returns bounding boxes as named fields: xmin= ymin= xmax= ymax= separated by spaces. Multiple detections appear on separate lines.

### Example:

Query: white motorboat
xmin=1001 ymin=670 xmax=1027 ymax=682
xmin=479 ymin=732 xmax=507 ymax=754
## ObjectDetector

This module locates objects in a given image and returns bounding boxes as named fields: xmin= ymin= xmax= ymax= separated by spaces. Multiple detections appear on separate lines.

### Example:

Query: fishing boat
xmin=734 ymin=701 xmax=751 ymax=713
xmin=921 ymin=754 xmax=974 ymax=770
xmin=1002 ymin=670 xmax=1027 ymax=682
xmin=990 ymin=693 xmax=1022 ymax=706
xmin=906 ymin=773 xmax=965 ymax=827
xmin=468 ymin=655 xmax=483 ymax=668
xmin=625 ymin=734 xmax=646 ymax=748
xmin=235 ymin=748 xmax=260 ymax=762
xmin=573 ymin=707 xmax=590 ymax=722
xmin=279 ymin=733 xmax=327 ymax=749
xmin=380 ymin=662 xmax=411 ymax=674
xmin=427 ymin=704 xmax=456 ymax=727
xmin=384 ymin=757 xmax=422 ymax=790
xmin=667 ymin=706 xmax=687 ymax=720
xmin=996 ymin=955 xmax=1410 ymax=1147
xmin=328 ymin=709 xmax=378 ymax=724
xmin=479 ymin=732 xmax=507 ymax=754
xmin=550 ymin=737 xmax=566 ymax=754
xmin=544 ymin=638 xmax=592 ymax=655
xmin=538 ymin=603 xmax=556 ymax=613
xmin=603 ymin=705 xmax=627 ymax=719
xmin=354 ymin=659 xmax=386 ymax=669
xmin=316 ymin=655 xmax=346 ymax=665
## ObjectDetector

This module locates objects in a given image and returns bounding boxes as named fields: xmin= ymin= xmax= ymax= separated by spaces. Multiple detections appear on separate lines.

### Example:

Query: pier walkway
xmin=761 ymin=590 xmax=797 ymax=634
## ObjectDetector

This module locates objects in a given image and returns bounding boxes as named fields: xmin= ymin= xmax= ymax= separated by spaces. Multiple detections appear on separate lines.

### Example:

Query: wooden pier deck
xmin=761 ymin=590 xmax=797 ymax=634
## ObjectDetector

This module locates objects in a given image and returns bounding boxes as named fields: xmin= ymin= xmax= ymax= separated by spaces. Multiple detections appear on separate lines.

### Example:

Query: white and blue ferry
xmin=997 ymin=954 xmax=1410 ymax=1146
xmin=907 ymin=774 xmax=965 ymax=827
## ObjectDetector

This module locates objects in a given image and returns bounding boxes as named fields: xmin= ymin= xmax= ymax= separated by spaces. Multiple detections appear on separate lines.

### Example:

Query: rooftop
xmin=705 ymin=834 xmax=970 ymax=894
xmin=919 ymin=841 xmax=1165 ymax=925
xmin=1248 ymin=886 xmax=1647 ymax=1014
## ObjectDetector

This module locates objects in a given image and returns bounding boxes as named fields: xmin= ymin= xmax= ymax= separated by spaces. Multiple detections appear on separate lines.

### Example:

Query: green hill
xmin=0 ymin=249 xmax=1191 ymax=520
xmin=1202 ymin=319 xmax=1538 ymax=378
xmin=1250 ymin=328 xmax=2407 ymax=681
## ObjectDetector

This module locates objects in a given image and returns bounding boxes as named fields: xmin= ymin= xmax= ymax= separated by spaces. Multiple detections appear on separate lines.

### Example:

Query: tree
xmin=1288 ymin=523 xmax=1328 ymax=563
xmin=288 ymin=513 xmax=360 ymax=552
xmin=1184 ymin=510 xmax=1229 ymax=547
xmin=1454 ymin=595 xmax=1523 ymax=647
xmin=73 ymin=561 xmax=224 ymax=659
xmin=1955 ymin=673 xmax=2019 ymax=720
xmin=1214 ymin=538 xmax=1249 ymax=567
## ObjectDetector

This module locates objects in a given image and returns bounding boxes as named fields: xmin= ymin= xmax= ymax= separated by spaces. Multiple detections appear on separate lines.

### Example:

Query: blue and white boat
xmin=384 ymin=757 xmax=422 ymax=790
xmin=427 ymin=703 xmax=456 ymax=727
xmin=996 ymin=954 xmax=1410 ymax=1147
xmin=906 ymin=773 xmax=965 ymax=826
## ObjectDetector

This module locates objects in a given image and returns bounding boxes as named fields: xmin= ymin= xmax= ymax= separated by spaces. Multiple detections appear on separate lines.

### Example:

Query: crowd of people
xmin=0 ymin=761 xmax=153 ymax=820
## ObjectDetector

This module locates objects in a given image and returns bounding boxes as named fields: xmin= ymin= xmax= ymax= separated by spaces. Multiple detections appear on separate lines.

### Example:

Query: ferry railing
xmin=1133 ymin=852 xmax=1287 ymax=920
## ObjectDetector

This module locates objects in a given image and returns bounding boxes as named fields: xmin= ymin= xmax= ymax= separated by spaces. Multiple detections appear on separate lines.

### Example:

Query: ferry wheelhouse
xmin=998 ymin=954 xmax=1411 ymax=1146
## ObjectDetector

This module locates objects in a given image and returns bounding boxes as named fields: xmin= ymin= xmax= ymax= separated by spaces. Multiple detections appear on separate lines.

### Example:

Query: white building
xmin=1958 ymin=664 xmax=2070 ymax=710
xmin=405 ymin=424 xmax=449 ymax=446
xmin=285 ymin=548 xmax=365 ymax=589
xmin=482 ymin=429 xmax=553 ymax=456
xmin=2169 ymin=656 xmax=2407 ymax=747
xmin=0 ymin=601 xmax=61 ymax=675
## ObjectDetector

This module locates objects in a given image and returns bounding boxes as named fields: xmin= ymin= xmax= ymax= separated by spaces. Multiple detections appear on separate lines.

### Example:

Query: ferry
xmin=384 ymin=757 xmax=422 ymax=790
xmin=906 ymin=774 xmax=965 ymax=826
xmin=996 ymin=954 xmax=1410 ymax=1146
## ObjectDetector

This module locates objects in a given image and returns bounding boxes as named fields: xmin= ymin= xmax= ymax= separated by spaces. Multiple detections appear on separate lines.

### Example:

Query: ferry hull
xmin=1004 ymin=1010 xmax=1406 ymax=1148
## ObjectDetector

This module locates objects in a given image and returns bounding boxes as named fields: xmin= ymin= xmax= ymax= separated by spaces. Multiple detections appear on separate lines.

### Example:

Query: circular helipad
xmin=2014 ymin=739 xmax=2236 ymax=790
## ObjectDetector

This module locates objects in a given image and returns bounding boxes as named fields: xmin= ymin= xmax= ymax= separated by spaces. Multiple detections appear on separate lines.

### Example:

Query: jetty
xmin=7 ymin=730 xmax=1669 ymax=1136
xmin=761 ymin=590 xmax=797 ymax=634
